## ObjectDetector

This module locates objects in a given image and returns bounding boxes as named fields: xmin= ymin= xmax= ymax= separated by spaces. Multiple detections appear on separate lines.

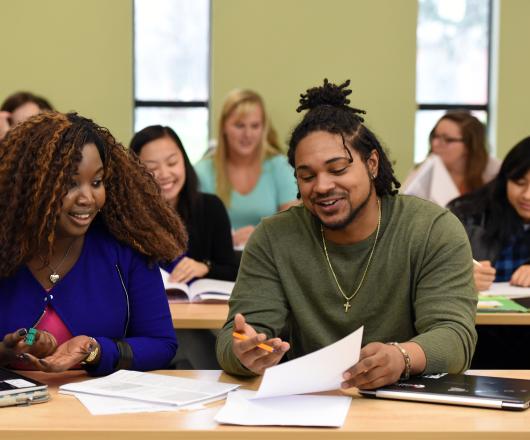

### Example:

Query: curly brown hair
xmin=0 ymin=112 xmax=187 ymax=277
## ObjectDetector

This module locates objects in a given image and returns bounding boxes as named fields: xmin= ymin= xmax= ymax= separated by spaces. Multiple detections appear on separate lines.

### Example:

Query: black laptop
xmin=0 ymin=367 xmax=49 ymax=407
xmin=359 ymin=373 xmax=530 ymax=410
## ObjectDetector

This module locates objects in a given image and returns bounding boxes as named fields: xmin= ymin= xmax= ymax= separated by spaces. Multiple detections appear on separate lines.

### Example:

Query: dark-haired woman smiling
xmin=130 ymin=125 xmax=238 ymax=283
xmin=449 ymin=136 xmax=530 ymax=368
xmin=450 ymin=136 xmax=530 ymax=290
xmin=131 ymin=125 xmax=238 ymax=369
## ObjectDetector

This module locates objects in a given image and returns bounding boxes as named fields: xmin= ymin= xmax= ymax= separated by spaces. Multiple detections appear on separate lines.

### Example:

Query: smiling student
xmin=449 ymin=136 xmax=530 ymax=290
xmin=130 ymin=125 xmax=238 ymax=283
xmin=216 ymin=79 xmax=477 ymax=389
xmin=195 ymin=89 xmax=298 ymax=247
xmin=0 ymin=112 xmax=186 ymax=375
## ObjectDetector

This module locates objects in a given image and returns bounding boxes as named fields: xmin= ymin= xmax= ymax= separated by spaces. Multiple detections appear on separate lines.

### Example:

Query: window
xmin=414 ymin=0 xmax=491 ymax=162
xmin=134 ymin=0 xmax=210 ymax=164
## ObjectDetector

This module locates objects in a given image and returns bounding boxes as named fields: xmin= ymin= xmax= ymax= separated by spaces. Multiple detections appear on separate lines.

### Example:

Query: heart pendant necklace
xmin=46 ymin=238 xmax=77 ymax=284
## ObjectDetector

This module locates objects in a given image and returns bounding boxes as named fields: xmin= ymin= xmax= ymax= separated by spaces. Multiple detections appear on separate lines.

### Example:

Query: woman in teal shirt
xmin=195 ymin=89 xmax=298 ymax=247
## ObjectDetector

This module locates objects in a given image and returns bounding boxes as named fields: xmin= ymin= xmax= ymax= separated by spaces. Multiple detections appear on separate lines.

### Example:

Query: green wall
xmin=495 ymin=0 xmax=530 ymax=158
xmin=211 ymin=0 xmax=418 ymax=181
xmin=1 ymin=0 xmax=528 ymax=171
xmin=0 ymin=0 xmax=133 ymax=145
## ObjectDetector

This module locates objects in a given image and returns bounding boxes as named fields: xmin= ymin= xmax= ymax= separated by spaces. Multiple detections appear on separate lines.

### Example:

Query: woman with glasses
xmin=403 ymin=112 xmax=500 ymax=204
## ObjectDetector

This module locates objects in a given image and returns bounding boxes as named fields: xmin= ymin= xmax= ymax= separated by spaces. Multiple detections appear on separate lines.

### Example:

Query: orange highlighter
xmin=232 ymin=332 xmax=274 ymax=353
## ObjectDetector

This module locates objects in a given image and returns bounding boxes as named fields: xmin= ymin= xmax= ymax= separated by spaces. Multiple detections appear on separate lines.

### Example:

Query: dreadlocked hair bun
xmin=296 ymin=79 xmax=366 ymax=122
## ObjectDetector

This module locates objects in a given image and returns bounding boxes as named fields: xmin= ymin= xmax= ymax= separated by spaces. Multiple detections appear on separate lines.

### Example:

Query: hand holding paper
xmin=216 ymin=327 xmax=364 ymax=428
xmin=254 ymin=326 xmax=364 ymax=399
xmin=342 ymin=341 xmax=406 ymax=390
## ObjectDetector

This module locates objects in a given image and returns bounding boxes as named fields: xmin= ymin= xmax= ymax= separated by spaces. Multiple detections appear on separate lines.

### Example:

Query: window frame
xmin=415 ymin=0 xmax=493 ymax=158
xmin=132 ymin=0 xmax=212 ymax=146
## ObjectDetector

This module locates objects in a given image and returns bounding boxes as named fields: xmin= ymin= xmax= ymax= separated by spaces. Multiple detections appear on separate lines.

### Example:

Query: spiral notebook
xmin=359 ymin=373 xmax=530 ymax=410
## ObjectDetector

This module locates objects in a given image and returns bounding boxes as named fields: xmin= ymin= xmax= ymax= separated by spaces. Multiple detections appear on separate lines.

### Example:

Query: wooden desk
xmin=170 ymin=303 xmax=228 ymax=329
xmin=476 ymin=313 xmax=530 ymax=325
xmin=169 ymin=303 xmax=530 ymax=329
xmin=2 ymin=370 xmax=530 ymax=440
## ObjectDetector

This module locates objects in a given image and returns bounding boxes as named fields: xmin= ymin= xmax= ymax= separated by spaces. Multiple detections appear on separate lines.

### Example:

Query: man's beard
xmin=315 ymin=184 xmax=373 ymax=231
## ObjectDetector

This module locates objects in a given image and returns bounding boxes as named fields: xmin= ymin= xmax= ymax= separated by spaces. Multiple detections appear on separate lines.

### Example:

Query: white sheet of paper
xmin=402 ymin=154 xmax=459 ymax=207
xmin=480 ymin=282 xmax=530 ymax=298
xmin=73 ymin=393 xmax=182 ymax=415
xmin=429 ymin=154 xmax=460 ymax=206
xmin=215 ymin=389 xmax=351 ymax=427
xmin=477 ymin=300 xmax=503 ymax=309
xmin=59 ymin=370 xmax=239 ymax=407
xmin=254 ymin=326 xmax=363 ymax=399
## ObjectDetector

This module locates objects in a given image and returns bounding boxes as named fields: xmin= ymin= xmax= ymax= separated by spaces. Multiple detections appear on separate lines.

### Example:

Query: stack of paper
xmin=215 ymin=326 xmax=363 ymax=427
xmin=59 ymin=370 xmax=239 ymax=415
xmin=480 ymin=282 xmax=530 ymax=299
xmin=215 ymin=390 xmax=351 ymax=427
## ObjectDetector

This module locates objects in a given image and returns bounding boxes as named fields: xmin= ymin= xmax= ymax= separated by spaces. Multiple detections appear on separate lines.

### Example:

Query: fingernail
xmin=343 ymin=372 xmax=351 ymax=380
xmin=18 ymin=328 xmax=27 ymax=336
xmin=21 ymin=353 xmax=30 ymax=360
xmin=39 ymin=359 xmax=48 ymax=365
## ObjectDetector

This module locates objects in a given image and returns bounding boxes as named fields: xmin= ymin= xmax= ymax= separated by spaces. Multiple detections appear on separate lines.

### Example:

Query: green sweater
xmin=216 ymin=195 xmax=477 ymax=376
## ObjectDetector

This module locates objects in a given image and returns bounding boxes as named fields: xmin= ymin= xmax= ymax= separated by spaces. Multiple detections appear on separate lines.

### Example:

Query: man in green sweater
xmin=216 ymin=79 xmax=477 ymax=389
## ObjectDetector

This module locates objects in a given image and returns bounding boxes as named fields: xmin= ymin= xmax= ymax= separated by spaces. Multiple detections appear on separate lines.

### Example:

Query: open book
xmin=160 ymin=269 xmax=235 ymax=303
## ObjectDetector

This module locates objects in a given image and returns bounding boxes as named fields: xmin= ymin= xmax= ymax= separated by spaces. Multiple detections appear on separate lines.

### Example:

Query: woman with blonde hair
xmin=195 ymin=89 xmax=298 ymax=247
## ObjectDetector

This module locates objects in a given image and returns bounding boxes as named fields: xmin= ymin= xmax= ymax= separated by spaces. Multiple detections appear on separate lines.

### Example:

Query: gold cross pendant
xmin=344 ymin=301 xmax=351 ymax=312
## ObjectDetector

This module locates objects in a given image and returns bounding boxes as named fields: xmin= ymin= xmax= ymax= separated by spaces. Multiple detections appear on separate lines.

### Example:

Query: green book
xmin=477 ymin=295 xmax=529 ymax=313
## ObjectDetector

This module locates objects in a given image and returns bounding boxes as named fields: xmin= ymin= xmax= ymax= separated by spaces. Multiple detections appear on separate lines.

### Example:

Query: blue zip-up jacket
xmin=0 ymin=224 xmax=177 ymax=375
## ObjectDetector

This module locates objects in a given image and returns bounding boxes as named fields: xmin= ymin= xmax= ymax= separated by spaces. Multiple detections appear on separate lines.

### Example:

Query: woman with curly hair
xmin=195 ymin=89 xmax=298 ymax=247
xmin=0 ymin=112 xmax=187 ymax=375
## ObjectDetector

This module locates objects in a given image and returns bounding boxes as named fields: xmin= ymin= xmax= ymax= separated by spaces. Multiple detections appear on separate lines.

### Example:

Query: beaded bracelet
xmin=387 ymin=342 xmax=411 ymax=381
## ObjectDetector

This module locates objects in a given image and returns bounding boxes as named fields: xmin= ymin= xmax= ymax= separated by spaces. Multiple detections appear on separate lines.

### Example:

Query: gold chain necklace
xmin=321 ymin=198 xmax=381 ymax=312
xmin=44 ymin=238 xmax=77 ymax=284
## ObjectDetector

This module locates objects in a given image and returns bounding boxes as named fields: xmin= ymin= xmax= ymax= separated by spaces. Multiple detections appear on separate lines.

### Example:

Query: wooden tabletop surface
xmin=169 ymin=302 xmax=530 ymax=329
xmin=2 ymin=369 xmax=530 ymax=440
